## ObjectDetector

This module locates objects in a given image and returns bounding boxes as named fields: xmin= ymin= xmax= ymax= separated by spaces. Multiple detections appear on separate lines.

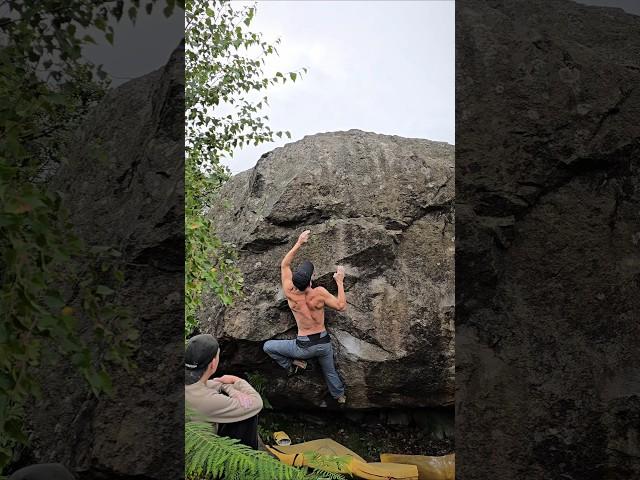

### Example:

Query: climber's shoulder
xmin=311 ymin=286 xmax=329 ymax=296
xmin=284 ymin=285 xmax=303 ymax=302
xmin=306 ymin=287 xmax=329 ymax=307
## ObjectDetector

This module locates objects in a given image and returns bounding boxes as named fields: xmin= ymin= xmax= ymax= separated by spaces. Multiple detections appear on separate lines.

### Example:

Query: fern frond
xmin=303 ymin=451 xmax=350 ymax=480
xmin=307 ymin=469 xmax=349 ymax=480
xmin=186 ymin=419 xmax=320 ymax=480
xmin=185 ymin=404 xmax=347 ymax=480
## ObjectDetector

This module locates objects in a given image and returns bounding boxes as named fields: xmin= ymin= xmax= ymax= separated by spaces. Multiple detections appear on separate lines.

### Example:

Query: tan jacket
xmin=185 ymin=379 xmax=263 ymax=429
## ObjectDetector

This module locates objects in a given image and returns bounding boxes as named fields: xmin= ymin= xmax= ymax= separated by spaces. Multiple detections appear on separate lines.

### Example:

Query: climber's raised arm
xmin=281 ymin=230 xmax=310 ymax=289
xmin=317 ymin=266 xmax=347 ymax=311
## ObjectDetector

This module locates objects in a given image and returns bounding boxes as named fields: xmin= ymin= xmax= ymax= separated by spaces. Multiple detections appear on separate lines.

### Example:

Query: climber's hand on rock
xmin=333 ymin=266 xmax=345 ymax=283
xmin=214 ymin=375 xmax=240 ymax=384
xmin=297 ymin=230 xmax=310 ymax=245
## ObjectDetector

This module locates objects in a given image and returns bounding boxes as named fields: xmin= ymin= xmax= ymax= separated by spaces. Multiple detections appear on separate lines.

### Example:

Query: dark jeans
xmin=217 ymin=414 xmax=259 ymax=449
xmin=263 ymin=333 xmax=345 ymax=398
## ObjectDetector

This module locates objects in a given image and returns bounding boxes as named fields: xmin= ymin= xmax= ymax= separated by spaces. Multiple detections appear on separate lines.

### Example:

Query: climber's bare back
xmin=280 ymin=229 xmax=347 ymax=336
xmin=285 ymin=286 xmax=327 ymax=336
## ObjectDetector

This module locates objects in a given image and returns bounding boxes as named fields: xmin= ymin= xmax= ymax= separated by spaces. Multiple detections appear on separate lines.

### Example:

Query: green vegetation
xmin=0 ymin=0 xmax=181 ymax=472
xmin=186 ymin=418 xmax=348 ymax=480
xmin=246 ymin=371 xmax=273 ymax=409
xmin=184 ymin=2 xmax=325 ymax=478
xmin=184 ymin=0 xmax=305 ymax=337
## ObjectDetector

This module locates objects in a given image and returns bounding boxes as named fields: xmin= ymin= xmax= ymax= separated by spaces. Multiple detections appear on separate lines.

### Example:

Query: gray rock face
xmin=457 ymin=1 xmax=640 ymax=479
xmin=26 ymin=45 xmax=184 ymax=479
xmin=205 ymin=130 xmax=454 ymax=409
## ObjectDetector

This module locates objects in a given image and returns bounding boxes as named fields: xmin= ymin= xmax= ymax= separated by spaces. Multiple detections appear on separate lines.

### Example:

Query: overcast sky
xmin=79 ymin=1 xmax=639 ymax=176
xmin=225 ymin=1 xmax=455 ymax=174
xmin=82 ymin=5 xmax=183 ymax=85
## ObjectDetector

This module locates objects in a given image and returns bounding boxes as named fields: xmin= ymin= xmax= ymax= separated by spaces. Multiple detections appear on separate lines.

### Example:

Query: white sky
xmin=225 ymin=1 xmax=455 ymax=174
xmin=79 ymin=1 xmax=638 ymax=176
xmin=82 ymin=7 xmax=183 ymax=86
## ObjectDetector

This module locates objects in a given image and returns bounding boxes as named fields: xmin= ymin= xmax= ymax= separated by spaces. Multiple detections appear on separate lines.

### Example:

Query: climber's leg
xmin=314 ymin=342 xmax=345 ymax=399
xmin=263 ymin=339 xmax=297 ymax=370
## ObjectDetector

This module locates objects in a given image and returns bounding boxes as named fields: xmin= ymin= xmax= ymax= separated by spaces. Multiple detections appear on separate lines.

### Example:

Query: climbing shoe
xmin=287 ymin=359 xmax=307 ymax=377
xmin=293 ymin=359 xmax=307 ymax=370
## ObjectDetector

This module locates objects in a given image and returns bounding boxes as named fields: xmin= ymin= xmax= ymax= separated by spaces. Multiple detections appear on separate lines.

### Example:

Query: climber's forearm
xmin=335 ymin=281 xmax=347 ymax=311
xmin=281 ymin=240 xmax=302 ymax=269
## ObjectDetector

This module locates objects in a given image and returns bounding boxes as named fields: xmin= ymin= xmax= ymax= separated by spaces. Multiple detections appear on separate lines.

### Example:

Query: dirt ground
xmin=259 ymin=409 xmax=454 ymax=463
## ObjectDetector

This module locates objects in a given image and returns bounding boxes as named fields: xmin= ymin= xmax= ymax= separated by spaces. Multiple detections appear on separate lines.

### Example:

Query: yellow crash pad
xmin=380 ymin=453 xmax=455 ymax=480
xmin=266 ymin=438 xmax=419 ymax=480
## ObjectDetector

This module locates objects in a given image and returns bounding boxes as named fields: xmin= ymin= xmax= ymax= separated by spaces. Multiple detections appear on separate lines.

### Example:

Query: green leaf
xmin=96 ymin=285 xmax=115 ymax=296
xmin=47 ymin=92 xmax=68 ymax=105
xmin=85 ymin=368 xmax=113 ymax=395
xmin=4 ymin=418 xmax=27 ymax=444
xmin=44 ymin=295 xmax=65 ymax=310
xmin=97 ymin=369 xmax=113 ymax=394
xmin=0 ymin=447 xmax=12 ymax=472
xmin=0 ymin=372 xmax=15 ymax=391
xmin=290 ymin=72 xmax=297 ymax=82
xmin=114 ymin=269 xmax=125 ymax=282
xmin=72 ymin=350 xmax=92 ymax=369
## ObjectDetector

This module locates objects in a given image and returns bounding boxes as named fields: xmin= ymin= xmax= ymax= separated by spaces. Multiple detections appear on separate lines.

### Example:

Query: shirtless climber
xmin=263 ymin=230 xmax=347 ymax=405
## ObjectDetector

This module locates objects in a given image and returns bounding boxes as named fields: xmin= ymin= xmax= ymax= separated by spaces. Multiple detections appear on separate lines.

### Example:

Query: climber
xmin=263 ymin=229 xmax=347 ymax=405
xmin=185 ymin=334 xmax=264 ymax=449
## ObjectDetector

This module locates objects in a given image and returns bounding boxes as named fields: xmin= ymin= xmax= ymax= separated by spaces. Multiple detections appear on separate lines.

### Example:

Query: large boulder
xmin=24 ymin=45 xmax=184 ymax=479
xmin=457 ymin=1 xmax=640 ymax=479
xmin=204 ymin=130 xmax=455 ymax=409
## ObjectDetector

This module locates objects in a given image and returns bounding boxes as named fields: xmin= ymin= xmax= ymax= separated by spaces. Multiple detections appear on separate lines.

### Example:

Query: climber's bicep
xmin=316 ymin=287 xmax=339 ymax=310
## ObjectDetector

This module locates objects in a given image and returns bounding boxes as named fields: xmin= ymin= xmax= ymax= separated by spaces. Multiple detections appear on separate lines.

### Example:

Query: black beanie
xmin=292 ymin=260 xmax=314 ymax=291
